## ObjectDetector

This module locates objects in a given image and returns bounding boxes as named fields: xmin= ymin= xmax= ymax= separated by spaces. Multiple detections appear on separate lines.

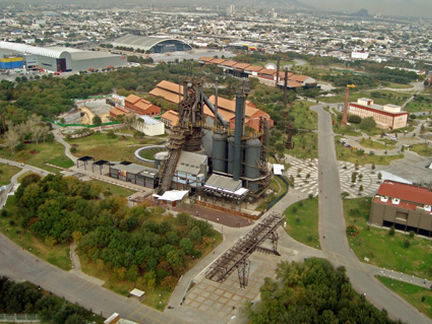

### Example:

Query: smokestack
xmin=233 ymin=89 xmax=246 ymax=181
xmin=283 ymin=69 xmax=288 ymax=108
xmin=275 ymin=57 xmax=280 ymax=87
xmin=342 ymin=86 xmax=349 ymax=126
xmin=215 ymin=77 xmax=218 ymax=127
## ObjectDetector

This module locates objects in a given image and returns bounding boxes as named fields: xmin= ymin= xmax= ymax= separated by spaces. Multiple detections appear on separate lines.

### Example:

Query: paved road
xmin=0 ymin=233 xmax=186 ymax=324
xmin=312 ymin=104 xmax=430 ymax=324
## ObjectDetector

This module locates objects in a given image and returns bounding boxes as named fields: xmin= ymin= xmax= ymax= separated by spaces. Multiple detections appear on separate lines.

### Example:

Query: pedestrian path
xmin=284 ymin=155 xmax=380 ymax=198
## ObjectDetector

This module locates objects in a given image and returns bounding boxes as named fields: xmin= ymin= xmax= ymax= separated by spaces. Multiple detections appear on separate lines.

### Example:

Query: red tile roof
xmin=377 ymin=180 xmax=432 ymax=205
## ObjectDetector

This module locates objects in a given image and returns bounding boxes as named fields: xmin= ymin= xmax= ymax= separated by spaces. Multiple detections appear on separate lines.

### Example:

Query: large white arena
xmin=0 ymin=41 xmax=127 ymax=72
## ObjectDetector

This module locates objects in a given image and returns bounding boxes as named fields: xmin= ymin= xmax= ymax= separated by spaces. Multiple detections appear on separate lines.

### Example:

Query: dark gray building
xmin=109 ymin=162 xmax=157 ymax=189
xmin=369 ymin=180 xmax=432 ymax=236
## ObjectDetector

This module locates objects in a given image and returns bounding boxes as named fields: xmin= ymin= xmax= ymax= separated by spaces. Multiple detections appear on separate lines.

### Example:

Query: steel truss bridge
xmin=205 ymin=212 xmax=284 ymax=288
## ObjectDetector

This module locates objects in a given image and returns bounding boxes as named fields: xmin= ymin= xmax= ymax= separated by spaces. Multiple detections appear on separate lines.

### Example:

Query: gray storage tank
xmin=212 ymin=133 xmax=227 ymax=173
xmin=244 ymin=138 xmax=262 ymax=192
xmin=154 ymin=151 xmax=168 ymax=169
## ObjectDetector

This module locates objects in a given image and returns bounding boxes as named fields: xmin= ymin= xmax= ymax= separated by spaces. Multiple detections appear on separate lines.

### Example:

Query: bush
xmin=359 ymin=117 xmax=376 ymax=131
xmin=388 ymin=226 xmax=395 ymax=236
xmin=347 ymin=114 xmax=361 ymax=124
xmin=70 ymin=147 xmax=77 ymax=153
xmin=409 ymin=231 xmax=415 ymax=238
xmin=403 ymin=239 xmax=410 ymax=249
xmin=308 ymin=193 xmax=314 ymax=199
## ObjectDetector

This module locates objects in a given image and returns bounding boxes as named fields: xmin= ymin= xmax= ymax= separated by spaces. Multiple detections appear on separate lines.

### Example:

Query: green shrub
xmin=388 ymin=226 xmax=395 ymax=236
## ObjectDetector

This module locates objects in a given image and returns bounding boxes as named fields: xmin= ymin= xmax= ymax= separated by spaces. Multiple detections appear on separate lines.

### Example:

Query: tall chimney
xmin=214 ymin=77 xmax=219 ymax=127
xmin=283 ymin=69 xmax=288 ymax=108
xmin=233 ymin=89 xmax=246 ymax=181
xmin=275 ymin=57 xmax=280 ymax=87
xmin=342 ymin=86 xmax=349 ymax=126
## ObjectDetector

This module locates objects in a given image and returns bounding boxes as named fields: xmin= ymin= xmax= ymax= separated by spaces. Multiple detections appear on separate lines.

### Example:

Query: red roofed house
xmin=370 ymin=180 xmax=432 ymax=235
xmin=110 ymin=106 xmax=131 ymax=119
xmin=125 ymin=94 xmax=161 ymax=116
xmin=161 ymin=110 xmax=179 ymax=128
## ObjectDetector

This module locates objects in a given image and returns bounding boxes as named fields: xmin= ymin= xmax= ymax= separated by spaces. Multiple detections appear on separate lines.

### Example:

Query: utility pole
xmin=275 ymin=57 xmax=280 ymax=87
xmin=283 ymin=68 xmax=288 ymax=109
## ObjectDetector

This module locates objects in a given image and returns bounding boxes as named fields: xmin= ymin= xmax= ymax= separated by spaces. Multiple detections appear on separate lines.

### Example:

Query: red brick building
xmin=124 ymin=94 xmax=161 ymax=116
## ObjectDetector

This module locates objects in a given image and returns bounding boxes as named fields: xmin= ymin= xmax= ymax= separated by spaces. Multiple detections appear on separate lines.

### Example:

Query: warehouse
xmin=109 ymin=161 xmax=157 ymax=188
xmin=0 ymin=41 xmax=126 ymax=72
xmin=112 ymin=35 xmax=191 ymax=53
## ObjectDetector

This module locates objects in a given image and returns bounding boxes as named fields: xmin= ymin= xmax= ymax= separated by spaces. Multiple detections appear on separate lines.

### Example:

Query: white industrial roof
xmin=112 ymin=34 xmax=190 ymax=51
xmin=0 ymin=41 xmax=121 ymax=60
xmin=129 ymin=288 xmax=145 ymax=298
xmin=273 ymin=164 xmax=285 ymax=176
xmin=138 ymin=115 xmax=162 ymax=125
xmin=0 ymin=41 xmax=68 ymax=58
xmin=153 ymin=190 xmax=188 ymax=202
xmin=379 ymin=171 xmax=412 ymax=185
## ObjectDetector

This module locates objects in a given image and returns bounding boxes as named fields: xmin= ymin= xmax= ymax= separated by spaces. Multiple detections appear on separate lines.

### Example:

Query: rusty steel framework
xmin=205 ymin=212 xmax=283 ymax=288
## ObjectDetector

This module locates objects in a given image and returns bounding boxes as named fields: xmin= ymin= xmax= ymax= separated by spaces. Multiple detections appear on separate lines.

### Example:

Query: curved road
xmin=313 ymin=104 xmax=430 ymax=324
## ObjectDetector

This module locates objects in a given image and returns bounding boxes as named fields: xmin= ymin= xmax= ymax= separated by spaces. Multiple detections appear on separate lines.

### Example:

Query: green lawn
xmin=289 ymin=132 xmax=318 ymax=159
xmin=0 ymin=197 xmax=71 ymax=270
xmin=138 ymin=147 xmax=165 ymax=160
xmin=360 ymin=138 xmax=395 ymax=150
xmin=257 ymin=176 xmax=288 ymax=211
xmin=0 ymin=141 xmax=74 ymax=172
xmin=335 ymin=141 xmax=403 ymax=165
xmin=344 ymin=198 xmax=432 ymax=279
xmin=284 ymin=198 xmax=320 ymax=249
xmin=410 ymin=143 xmax=432 ymax=156
xmin=405 ymin=93 xmax=432 ymax=112
xmin=377 ymin=276 xmax=432 ymax=319
xmin=0 ymin=164 xmax=21 ymax=185
xmin=381 ymin=82 xmax=413 ymax=89
xmin=87 ymin=180 xmax=136 ymax=198
xmin=67 ymin=132 xmax=164 ymax=162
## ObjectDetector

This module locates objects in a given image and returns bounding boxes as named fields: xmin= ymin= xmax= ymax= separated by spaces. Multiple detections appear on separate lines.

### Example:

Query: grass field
xmin=0 ymin=164 xmax=21 ymax=185
xmin=0 ymin=196 xmax=71 ymax=270
xmin=381 ymin=82 xmax=413 ymax=89
xmin=410 ymin=143 xmax=432 ymax=156
xmin=377 ymin=276 xmax=432 ymax=319
xmin=284 ymin=198 xmax=320 ymax=249
xmin=344 ymin=198 xmax=432 ymax=279
xmin=0 ymin=141 xmax=74 ymax=172
xmin=405 ymin=93 xmax=432 ymax=112
xmin=256 ymin=176 xmax=288 ymax=211
xmin=67 ymin=132 xmax=161 ymax=162
xmin=335 ymin=141 xmax=403 ymax=165
xmin=87 ymin=180 xmax=136 ymax=197
xmin=138 ymin=147 xmax=165 ymax=160
xmin=359 ymin=138 xmax=395 ymax=150
xmin=289 ymin=132 xmax=318 ymax=159
xmin=80 ymin=231 xmax=222 ymax=310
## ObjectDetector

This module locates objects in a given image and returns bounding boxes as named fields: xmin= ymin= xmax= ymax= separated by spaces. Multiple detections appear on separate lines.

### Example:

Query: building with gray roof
xmin=0 ymin=41 xmax=126 ymax=72
xmin=111 ymin=35 xmax=191 ymax=53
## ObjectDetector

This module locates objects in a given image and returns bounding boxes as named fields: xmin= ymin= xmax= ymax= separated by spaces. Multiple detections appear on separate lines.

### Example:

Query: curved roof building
xmin=0 ymin=41 xmax=126 ymax=72
xmin=111 ymin=35 xmax=192 ymax=53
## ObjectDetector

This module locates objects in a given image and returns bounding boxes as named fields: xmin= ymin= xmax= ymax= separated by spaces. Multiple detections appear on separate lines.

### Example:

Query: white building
xmin=132 ymin=115 xmax=165 ymax=136
xmin=351 ymin=51 xmax=369 ymax=60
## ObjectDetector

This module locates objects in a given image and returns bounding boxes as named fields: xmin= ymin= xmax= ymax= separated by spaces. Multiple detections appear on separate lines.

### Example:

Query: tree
xmin=179 ymin=238 xmax=194 ymax=254
xmin=248 ymin=259 xmax=395 ymax=323
xmin=351 ymin=172 xmax=357 ymax=183
xmin=188 ymin=226 xmax=202 ymax=243
xmin=359 ymin=117 xmax=376 ymax=131
xmin=92 ymin=116 xmax=102 ymax=126
xmin=378 ymin=172 xmax=382 ymax=181
xmin=5 ymin=128 xmax=20 ymax=152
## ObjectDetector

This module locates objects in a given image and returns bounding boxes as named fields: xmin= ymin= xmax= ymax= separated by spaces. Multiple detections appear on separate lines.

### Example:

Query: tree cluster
xmin=248 ymin=258 xmax=398 ymax=324
xmin=0 ymin=276 xmax=102 ymax=324
xmin=4 ymin=114 xmax=51 ymax=152
xmin=7 ymin=174 xmax=218 ymax=290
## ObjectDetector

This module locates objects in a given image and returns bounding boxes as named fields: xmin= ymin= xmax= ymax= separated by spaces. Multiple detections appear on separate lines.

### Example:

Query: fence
xmin=0 ymin=314 xmax=39 ymax=323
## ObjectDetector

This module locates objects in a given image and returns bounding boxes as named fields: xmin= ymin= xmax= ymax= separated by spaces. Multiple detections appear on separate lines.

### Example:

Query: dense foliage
xmin=0 ymin=61 xmax=238 ymax=123
xmin=248 ymin=258 xmax=397 ymax=324
xmin=6 ymin=174 xmax=218 ymax=290
xmin=0 ymin=276 xmax=102 ymax=324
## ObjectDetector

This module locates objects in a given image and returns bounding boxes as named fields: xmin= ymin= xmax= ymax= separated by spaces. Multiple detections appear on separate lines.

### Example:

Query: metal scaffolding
xmin=205 ymin=212 xmax=284 ymax=287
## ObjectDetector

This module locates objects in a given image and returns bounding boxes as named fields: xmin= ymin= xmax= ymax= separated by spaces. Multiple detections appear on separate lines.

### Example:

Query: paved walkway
xmin=312 ymin=103 xmax=430 ymax=324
